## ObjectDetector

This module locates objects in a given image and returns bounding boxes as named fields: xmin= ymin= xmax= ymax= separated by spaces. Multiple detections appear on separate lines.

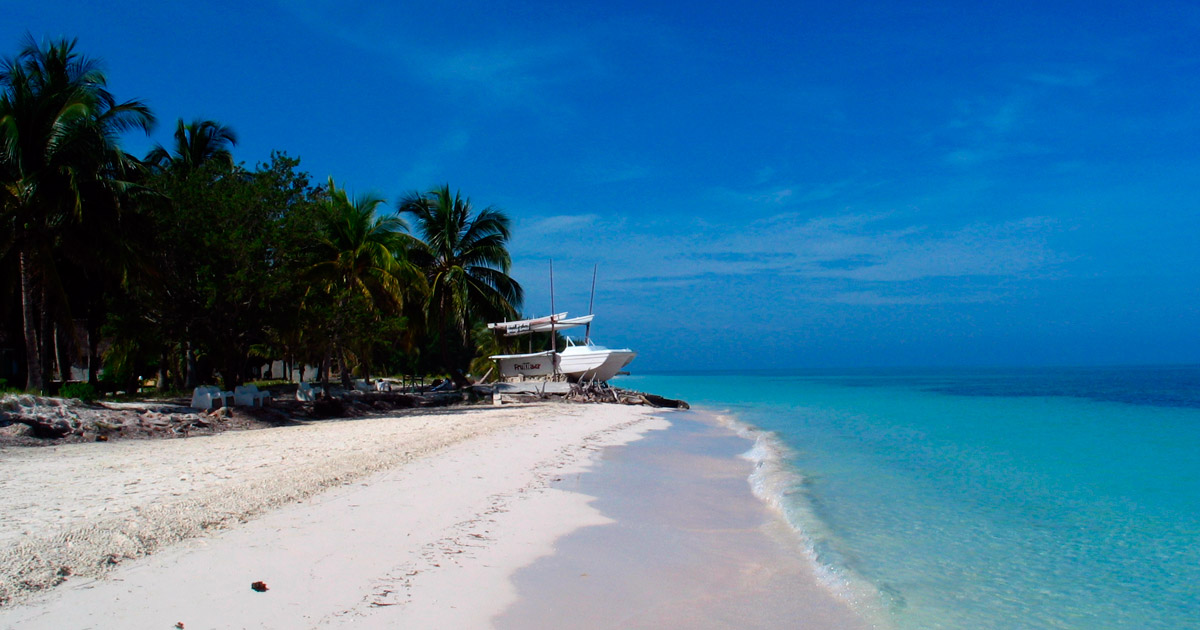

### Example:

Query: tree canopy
xmin=0 ymin=35 xmax=528 ymax=394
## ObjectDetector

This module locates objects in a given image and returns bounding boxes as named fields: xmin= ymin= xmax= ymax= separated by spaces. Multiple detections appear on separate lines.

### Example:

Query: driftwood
xmin=639 ymin=394 xmax=690 ymax=409
xmin=563 ymin=385 xmax=690 ymax=409
xmin=16 ymin=416 xmax=75 ymax=439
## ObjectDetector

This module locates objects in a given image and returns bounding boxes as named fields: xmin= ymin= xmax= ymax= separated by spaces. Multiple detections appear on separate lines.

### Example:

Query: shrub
xmin=249 ymin=379 xmax=290 ymax=388
xmin=59 ymin=382 xmax=99 ymax=402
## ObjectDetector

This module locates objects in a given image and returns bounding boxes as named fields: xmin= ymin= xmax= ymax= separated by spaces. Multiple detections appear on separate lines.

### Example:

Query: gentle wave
xmin=709 ymin=410 xmax=889 ymax=625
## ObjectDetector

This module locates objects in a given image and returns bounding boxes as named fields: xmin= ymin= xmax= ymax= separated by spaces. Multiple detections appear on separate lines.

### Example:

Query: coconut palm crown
xmin=399 ymin=184 xmax=523 ymax=382
xmin=145 ymin=118 xmax=237 ymax=174
xmin=305 ymin=177 xmax=419 ymax=386
xmin=308 ymin=176 xmax=414 ymax=308
xmin=0 ymin=34 xmax=154 ymax=390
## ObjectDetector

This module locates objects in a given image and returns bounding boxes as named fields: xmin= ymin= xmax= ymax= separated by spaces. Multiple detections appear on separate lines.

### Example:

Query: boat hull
xmin=489 ymin=351 xmax=557 ymax=379
xmin=559 ymin=348 xmax=636 ymax=382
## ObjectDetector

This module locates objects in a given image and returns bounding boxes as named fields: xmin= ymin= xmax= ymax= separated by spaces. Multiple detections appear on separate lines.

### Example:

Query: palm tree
xmin=0 ymin=35 xmax=154 ymax=391
xmin=145 ymin=118 xmax=237 ymax=174
xmin=307 ymin=177 xmax=418 ymax=387
xmin=398 ymin=185 xmax=523 ymax=386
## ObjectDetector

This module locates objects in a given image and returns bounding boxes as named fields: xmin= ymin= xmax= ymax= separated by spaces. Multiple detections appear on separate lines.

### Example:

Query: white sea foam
xmin=709 ymin=410 xmax=889 ymax=625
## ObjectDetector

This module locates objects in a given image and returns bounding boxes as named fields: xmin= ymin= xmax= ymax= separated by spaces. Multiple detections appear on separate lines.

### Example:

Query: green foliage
xmin=59 ymin=382 xmax=98 ymax=401
xmin=300 ymin=178 xmax=423 ymax=386
xmin=399 ymin=185 xmax=523 ymax=383
xmin=249 ymin=379 xmax=290 ymax=388
xmin=0 ymin=35 xmax=155 ymax=391
xmin=1 ymin=38 xmax=525 ymax=393
xmin=116 ymin=152 xmax=321 ymax=390
xmin=146 ymin=118 xmax=237 ymax=174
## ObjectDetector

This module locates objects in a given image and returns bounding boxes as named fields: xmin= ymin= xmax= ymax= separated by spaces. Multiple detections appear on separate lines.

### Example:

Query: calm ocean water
xmin=615 ymin=366 xmax=1200 ymax=630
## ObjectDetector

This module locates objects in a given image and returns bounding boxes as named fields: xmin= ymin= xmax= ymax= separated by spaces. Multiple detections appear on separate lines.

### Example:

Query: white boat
xmin=489 ymin=350 xmax=556 ymax=378
xmin=487 ymin=312 xmax=566 ymax=336
xmin=558 ymin=338 xmax=636 ymax=383
xmin=488 ymin=313 xmax=592 ymax=380
xmin=486 ymin=263 xmax=636 ymax=384
xmin=487 ymin=313 xmax=596 ymax=336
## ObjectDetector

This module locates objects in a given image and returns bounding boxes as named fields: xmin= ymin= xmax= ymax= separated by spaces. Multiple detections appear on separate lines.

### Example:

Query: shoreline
xmin=495 ymin=410 xmax=874 ymax=629
xmin=0 ymin=400 xmax=876 ymax=629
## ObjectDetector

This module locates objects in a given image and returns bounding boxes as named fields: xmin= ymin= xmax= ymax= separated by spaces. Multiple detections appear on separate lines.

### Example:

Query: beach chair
xmin=296 ymin=382 xmax=319 ymax=402
xmin=233 ymin=384 xmax=271 ymax=407
xmin=190 ymin=386 xmax=232 ymax=410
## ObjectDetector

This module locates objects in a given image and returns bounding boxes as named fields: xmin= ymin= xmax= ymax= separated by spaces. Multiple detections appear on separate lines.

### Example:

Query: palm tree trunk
xmin=338 ymin=340 xmax=352 ymax=388
xmin=441 ymin=317 xmax=471 ymax=388
xmin=55 ymin=323 xmax=72 ymax=384
xmin=437 ymin=316 xmax=452 ymax=382
xmin=333 ymin=293 xmax=352 ymax=389
xmin=157 ymin=347 xmax=169 ymax=391
xmin=319 ymin=352 xmax=330 ymax=391
xmin=184 ymin=339 xmax=199 ymax=388
xmin=449 ymin=344 xmax=470 ymax=388
xmin=87 ymin=317 xmax=101 ymax=386
xmin=19 ymin=247 xmax=44 ymax=392
xmin=173 ymin=345 xmax=185 ymax=389
xmin=39 ymin=286 xmax=55 ymax=392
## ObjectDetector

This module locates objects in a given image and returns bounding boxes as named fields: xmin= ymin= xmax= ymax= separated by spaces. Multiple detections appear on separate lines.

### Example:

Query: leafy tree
xmin=0 ymin=36 xmax=537 ymax=397
xmin=140 ymin=117 xmax=237 ymax=388
xmin=0 ymin=35 xmax=153 ymax=391
xmin=399 ymin=185 xmax=522 ymax=386
xmin=124 ymin=153 xmax=319 ymax=390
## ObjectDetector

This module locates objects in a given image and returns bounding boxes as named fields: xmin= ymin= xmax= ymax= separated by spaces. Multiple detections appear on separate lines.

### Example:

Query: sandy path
xmin=0 ymin=403 xmax=667 ymax=628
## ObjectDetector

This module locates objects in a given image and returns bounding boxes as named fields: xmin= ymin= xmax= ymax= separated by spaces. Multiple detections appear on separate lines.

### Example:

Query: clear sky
xmin=6 ymin=1 xmax=1199 ymax=370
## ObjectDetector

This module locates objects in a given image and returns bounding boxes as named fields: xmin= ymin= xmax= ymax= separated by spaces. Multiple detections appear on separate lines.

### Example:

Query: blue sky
xmin=6 ymin=1 xmax=1199 ymax=369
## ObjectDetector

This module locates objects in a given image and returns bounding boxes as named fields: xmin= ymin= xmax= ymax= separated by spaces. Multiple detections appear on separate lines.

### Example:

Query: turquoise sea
xmin=616 ymin=367 xmax=1200 ymax=630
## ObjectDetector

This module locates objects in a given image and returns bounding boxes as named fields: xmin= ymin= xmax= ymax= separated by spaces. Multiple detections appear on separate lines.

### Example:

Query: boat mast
xmin=586 ymin=264 xmax=597 ymax=342
xmin=549 ymin=259 xmax=558 ymax=377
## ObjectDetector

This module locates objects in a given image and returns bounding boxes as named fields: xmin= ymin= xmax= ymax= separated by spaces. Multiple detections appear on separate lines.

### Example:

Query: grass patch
xmin=59 ymin=382 xmax=100 ymax=402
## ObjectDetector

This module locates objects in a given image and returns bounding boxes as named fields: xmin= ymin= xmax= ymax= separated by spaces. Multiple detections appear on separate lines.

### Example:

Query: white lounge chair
xmin=296 ymin=382 xmax=320 ymax=402
xmin=191 ymin=386 xmax=232 ymax=410
xmin=233 ymin=384 xmax=271 ymax=407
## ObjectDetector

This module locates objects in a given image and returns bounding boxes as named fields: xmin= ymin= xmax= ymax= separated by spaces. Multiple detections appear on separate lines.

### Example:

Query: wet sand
xmin=496 ymin=412 xmax=873 ymax=629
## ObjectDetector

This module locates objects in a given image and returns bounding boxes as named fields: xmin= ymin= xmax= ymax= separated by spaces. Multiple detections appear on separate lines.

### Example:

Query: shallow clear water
xmin=616 ymin=367 xmax=1200 ymax=629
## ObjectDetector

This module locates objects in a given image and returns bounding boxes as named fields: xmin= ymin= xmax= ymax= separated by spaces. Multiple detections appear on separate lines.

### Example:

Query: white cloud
xmin=511 ymin=207 xmax=1064 ymax=309
xmin=277 ymin=2 xmax=597 ymax=108
xmin=815 ymin=289 xmax=1002 ymax=306
xmin=408 ymin=43 xmax=580 ymax=104
xmin=520 ymin=213 xmax=601 ymax=238
xmin=819 ymin=218 xmax=1058 ymax=282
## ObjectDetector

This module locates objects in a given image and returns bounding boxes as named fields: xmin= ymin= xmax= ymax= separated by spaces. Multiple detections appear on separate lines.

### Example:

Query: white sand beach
xmin=0 ymin=403 xmax=669 ymax=629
